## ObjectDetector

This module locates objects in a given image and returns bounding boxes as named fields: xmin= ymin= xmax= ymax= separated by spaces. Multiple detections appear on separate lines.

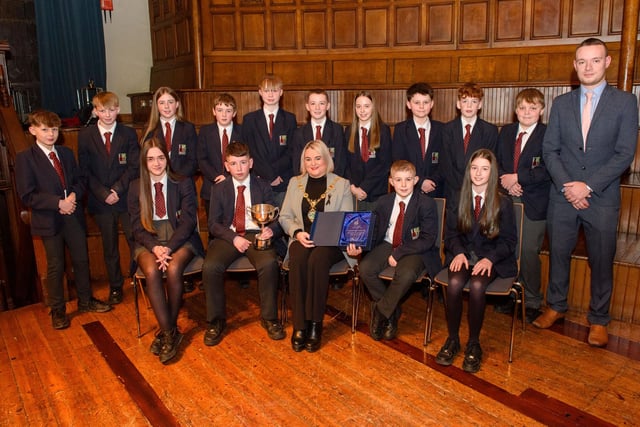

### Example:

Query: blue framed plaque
xmin=310 ymin=211 xmax=376 ymax=250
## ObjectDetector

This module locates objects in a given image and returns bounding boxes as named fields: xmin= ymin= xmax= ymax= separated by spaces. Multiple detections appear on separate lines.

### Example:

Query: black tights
xmin=445 ymin=266 xmax=495 ymax=345
xmin=137 ymin=247 xmax=195 ymax=331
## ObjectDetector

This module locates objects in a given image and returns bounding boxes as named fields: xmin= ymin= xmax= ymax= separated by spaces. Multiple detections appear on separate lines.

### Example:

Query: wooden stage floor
xmin=1 ymin=276 xmax=639 ymax=426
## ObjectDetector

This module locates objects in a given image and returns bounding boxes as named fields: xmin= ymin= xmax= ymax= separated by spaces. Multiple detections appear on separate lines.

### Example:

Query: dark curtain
xmin=34 ymin=0 xmax=106 ymax=118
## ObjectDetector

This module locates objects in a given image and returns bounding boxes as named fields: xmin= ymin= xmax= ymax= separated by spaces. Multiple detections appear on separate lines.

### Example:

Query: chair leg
xmin=279 ymin=269 xmax=288 ymax=325
xmin=351 ymin=265 xmax=360 ymax=333
xmin=424 ymin=281 xmax=437 ymax=346
xmin=133 ymin=277 xmax=141 ymax=338
xmin=508 ymin=287 xmax=523 ymax=363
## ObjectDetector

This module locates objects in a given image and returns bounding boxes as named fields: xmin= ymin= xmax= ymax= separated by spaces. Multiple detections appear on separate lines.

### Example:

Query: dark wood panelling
xmin=460 ymin=1 xmax=489 ymax=44
xmin=395 ymin=6 xmax=421 ymax=45
xmin=496 ymin=0 xmax=525 ymax=41
xmin=241 ymin=13 xmax=266 ymax=49
xmin=273 ymin=62 xmax=329 ymax=86
xmin=211 ymin=14 xmax=236 ymax=50
xmin=303 ymin=11 xmax=327 ymax=48
xmin=272 ymin=12 xmax=297 ymax=49
xmin=364 ymin=8 xmax=388 ymax=47
xmin=393 ymin=58 xmax=453 ymax=84
xmin=333 ymin=60 xmax=388 ymax=85
xmin=333 ymin=9 xmax=358 ymax=48
xmin=532 ymin=0 xmax=562 ymax=39
xmin=569 ymin=0 xmax=603 ymax=38
xmin=459 ymin=55 xmax=521 ymax=82
xmin=609 ymin=0 xmax=624 ymax=34
xmin=176 ymin=18 xmax=192 ymax=56
xmin=205 ymin=61 xmax=266 ymax=88
xmin=427 ymin=3 xmax=455 ymax=44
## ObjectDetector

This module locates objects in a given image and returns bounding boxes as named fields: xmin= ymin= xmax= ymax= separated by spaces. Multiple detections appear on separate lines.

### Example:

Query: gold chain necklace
xmin=298 ymin=176 xmax=340 ymax=222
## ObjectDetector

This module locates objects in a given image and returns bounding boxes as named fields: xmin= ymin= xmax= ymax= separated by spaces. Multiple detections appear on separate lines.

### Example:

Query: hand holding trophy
xmin=247 ymin=204 xmax=280 ymax=250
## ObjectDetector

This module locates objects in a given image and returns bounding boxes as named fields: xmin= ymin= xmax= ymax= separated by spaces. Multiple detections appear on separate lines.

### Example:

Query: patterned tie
xmin=582 ymin=91 xmax=592 ymax=148
xmin=418 ymin=128 xmax=426 ymax=160
xmin=474 ymin=195 xmax=482 ymax=221
xmin=233 ymin=185 xmax=246 ymax=235
xmin=104 ymin=131 xmax=112 ymax=155
xmin=268 ymin=114 xmax=274 ymax=140
xmin=315 ymin=125 xmax=322 ymax=141
xmin=513 ymin=131 xmax=526 ymax=172
xmin=154 ymin=182 xmax=166 ymax=218
xmin=360 ymin=127 xmax=369 ymax=162
xmin=48 ymin=151 xmax=66 ymax=189
xmin=222 ymin=128 xmax=229 ymax=167
xmin=392 ymin=201 xmax=405 ymax=249
xmin=164 ymin=122 xmax=172 ymax=153
xmin=463 ymin=124 xmax=471 ymax=154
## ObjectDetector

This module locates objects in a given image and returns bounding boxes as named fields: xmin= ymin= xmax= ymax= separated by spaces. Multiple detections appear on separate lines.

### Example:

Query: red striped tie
xmin=361 ymin=127 xmax=369 ymax=162
xmin=154 ymin=182 xmax=166 ymax=218
xmin=49 ymin=151 xmax=66 ymax=188
xmin=392 ymin=201 xmax=405 ymax=249
xmin=164 ymin=122 xmax=172 ymax=153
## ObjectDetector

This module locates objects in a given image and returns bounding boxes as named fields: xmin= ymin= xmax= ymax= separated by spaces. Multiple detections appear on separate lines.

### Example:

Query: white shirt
xmin=414 ymin=118 xmax=431 ymax=154
xmin=97 ymin=123 xmax=116 ymax=144
xmin=311 ymin=118 xmax=327 ymax=138
xmin=516 ymin=123 xmax=537 ymax=153
xmin=384 ymin=193 xmax=413 ymax=245
xmin=231 ymin=177 xmax=260 ymax=231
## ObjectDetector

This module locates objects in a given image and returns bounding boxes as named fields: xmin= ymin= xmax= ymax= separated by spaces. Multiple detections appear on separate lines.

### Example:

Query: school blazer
xmin=197 ymin=123 xmax=242 ymax=200
xmin=15 ymin=144 xmax=86 ymax=237
xmin=543 ymin=84 xmax=638 ymax=207
xmin=146 ymin=121 xmax=198 ymax=178
xmin=78 ymin=123 xmax=140 ymax=214
xmin=128 ymin=177 xmax=204 ymax=256
xmin=444 ymin=195 xmax=517 ymax=278
xmin=392 ymin=119 xmax=445 ymax=198
xmin=241 ymin=109 xmax=298 ymax=193
xmin=496 ymin=122 xmax=551 ymax=221
xmin=344 ymin=123 xmax=392 ymax=202
xmin=279 ymin=172 xmax=353 ymax=239
xmin=372 ymin=191 xmax=442 ymax=278
xmin=291 ymin=119 xmax=348 ymax=177
xmin=208 ymin=174 xmax=283 ymax=244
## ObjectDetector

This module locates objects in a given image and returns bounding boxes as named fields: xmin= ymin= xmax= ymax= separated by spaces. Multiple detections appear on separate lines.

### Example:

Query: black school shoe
xmin=261 ymin=318 xmax=286 ymax=340
xmin=462 ymin=342 xmax=483 ymax=373
xmin=108 ymin=287 xmax=123 ymax=305
xmin=159 ymin=328 xmax=183 ymax=364
xmin=149 ymin=330 xmax=162 ymax=355
xmin=51 ymin=307 xmax=70 ymax=330
xmin=435 ymin=337 xmax=460 ymax=366
xmin=78 ymin=297 xmax=112 ymax=313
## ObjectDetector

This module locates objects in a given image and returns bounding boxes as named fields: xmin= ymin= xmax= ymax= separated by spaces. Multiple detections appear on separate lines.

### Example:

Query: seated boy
xmin=392 ymin=82 xmax=445 ymax=197
xmin=441 ymin=82 xmax=498 ymax=204
xmin=197 ymin=93 xmax=243 ymax=218
xmin=15 ymin=110 xmax=111 ymax=329
xmin=78 ymin=91 xmax=140 ymax=304
xmin=347 ymin=160 xmax=441 ymax=340
xmin=201 ymin=142 xmax=285 ymax=346
xmin=240 ymin=75 xmax=297 ymax=207
xmin=495 ymin=88 xmax=550 ymax=323
xmin=291 ymin=89 xmax=348 ymax=177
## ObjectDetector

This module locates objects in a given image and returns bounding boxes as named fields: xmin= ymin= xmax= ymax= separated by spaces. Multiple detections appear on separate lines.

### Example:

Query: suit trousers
xmin=93 ymin=210 xmax=133 ymax=289
xmin=41 ymin=215 xmax=92 ymax=310
xmin=203 ymin=231 xmax=280 ymax=322
xmin=358 ymin=242 xmax=425 ymax=319
xmin=287 ymin=242 xmax=343 ymax=330
xmin=546 ymin=199 xmax=618 ymax=325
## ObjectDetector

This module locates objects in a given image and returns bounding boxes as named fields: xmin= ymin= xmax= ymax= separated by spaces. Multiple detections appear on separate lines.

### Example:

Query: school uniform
xmin=146 ymin=120 xmax=198 ymax=178
xmin=344 ymin=123 xmax=392 ymax=204
xmin=359 ymin=191 xmax=441 ymax=319
xmin=197 ymin=122 xmax=242 ymax=202
xmin=392 ymin=119 xmax=445 ymax=198
xmin=291 ymin=119 xmax=348 ymax=177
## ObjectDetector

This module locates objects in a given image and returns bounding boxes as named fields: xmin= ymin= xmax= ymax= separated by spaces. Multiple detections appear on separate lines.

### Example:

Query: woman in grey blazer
xmin=280 ymin=140 xmax=353 ymax=352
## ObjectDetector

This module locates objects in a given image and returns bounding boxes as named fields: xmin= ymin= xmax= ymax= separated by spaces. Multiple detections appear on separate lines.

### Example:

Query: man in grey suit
xmin=534 ymin=38 xmax=638 ymax=347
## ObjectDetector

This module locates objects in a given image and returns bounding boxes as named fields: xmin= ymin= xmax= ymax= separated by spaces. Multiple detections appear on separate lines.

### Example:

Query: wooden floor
xmin=1 ymin=276 xmax=639 ymax=427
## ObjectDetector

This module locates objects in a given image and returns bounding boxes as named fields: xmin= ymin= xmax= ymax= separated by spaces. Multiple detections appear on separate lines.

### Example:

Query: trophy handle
xmin=272 ymin=207 xmax=280 ymax=221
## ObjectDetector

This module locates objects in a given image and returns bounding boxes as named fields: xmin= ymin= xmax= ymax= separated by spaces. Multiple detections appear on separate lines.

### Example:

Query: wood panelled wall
xmin=148 ymin=0 xmax=638 ymax=91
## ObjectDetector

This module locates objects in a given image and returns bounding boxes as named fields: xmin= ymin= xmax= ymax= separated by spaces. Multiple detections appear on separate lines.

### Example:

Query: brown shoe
xmin=588 ymin=324 xmax=608 ymax=347
xmin=532 ymin=308 xmax=564 ymax=329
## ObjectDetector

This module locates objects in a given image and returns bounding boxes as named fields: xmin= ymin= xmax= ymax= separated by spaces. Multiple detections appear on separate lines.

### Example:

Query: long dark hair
xmin=139 ymin=137 xmax=179 ymax=233
xmin=458 ymin=149 xmax=501 ymax=238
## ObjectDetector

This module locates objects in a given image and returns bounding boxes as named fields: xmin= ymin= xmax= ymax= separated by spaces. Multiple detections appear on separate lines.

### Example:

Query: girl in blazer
xmin=279 ymin=140 xmax=353 ymax=353
xmin=436 ymin=149 xmax=517 ymax=373
xmin=128 ymin=138 xmax=204 ymax=364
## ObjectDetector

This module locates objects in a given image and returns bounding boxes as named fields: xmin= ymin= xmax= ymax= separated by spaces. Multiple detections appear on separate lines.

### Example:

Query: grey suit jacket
xmin=542 ymin=84 xmax=638 ymax=207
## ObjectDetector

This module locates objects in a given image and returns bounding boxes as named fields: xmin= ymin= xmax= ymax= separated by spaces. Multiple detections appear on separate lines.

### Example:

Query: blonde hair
xmin=142 ymin=87 xmax=184 ymax=143
xmin=347 ymin=91 xmax=382 ymax=154
xmin=299 ymin=140 xmax=334 ymax=175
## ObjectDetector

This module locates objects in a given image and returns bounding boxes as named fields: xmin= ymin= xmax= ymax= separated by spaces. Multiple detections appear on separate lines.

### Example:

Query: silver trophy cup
xmin=247 ymin=204 xmax=280 ymax=250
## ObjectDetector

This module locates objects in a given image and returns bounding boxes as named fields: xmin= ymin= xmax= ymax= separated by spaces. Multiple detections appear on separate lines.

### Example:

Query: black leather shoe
xmin=183 ymin=279 xmax=195 ymax=293
xmin=108 ymin=287 xmax=123 ymax=305
xmin=524 ymin=307 xmax=542 ymax=324
xmin=149 ymin=330 xmax=162 ymax=355
xmin=291 ymin=329 xmax=306 ymax=352
xmin=369 ymin=303 xmax=385 ymax=341
xmin=261 ymin=318 xmax=285 ymax=340
xmin=493 ymin=297 xmax=514 ymax=314
xmin=435 ymin=337 xmax=460 ymax=366
xmin=159 ymin=328 xmax=183 ymax=364
xmin=462 ymin=342 xmax=483 ymax=373
xmin=382 ymin=307 xmax=400 ymax=341
xmin=78 ymin=297 xmax=112 ymax=313
xmin=305 ymin=321 xmax=322 ymax=352
xmin=204 ymin=319 xmax=226 ymax=346
xmin=51 ymin=307 xmax=70 ymax=330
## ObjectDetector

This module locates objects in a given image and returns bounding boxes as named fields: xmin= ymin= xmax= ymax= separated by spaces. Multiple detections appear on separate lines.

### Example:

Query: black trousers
xmin=93 ymin=210 xmax=133 ymax=289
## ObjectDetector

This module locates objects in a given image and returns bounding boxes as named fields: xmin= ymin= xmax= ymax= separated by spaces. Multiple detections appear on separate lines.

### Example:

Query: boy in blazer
xmin=535 ymin=38 xmax=638 ymax=347
xmin=78 ymin=91 xmax=140 ymax=305
xmin=202 ymin=142 xmax=285 ymax=346
xmin=197 ymin=93 xmax=242 ymax=218
xmin=392 ymin=82 xmax=445 ymax=198
xmin=495 ymin=88 xmax=550 ymax=323
xmin=440 ymin=83 xmax=498 ymax=205
xmin=16 ymin=110 xmax=111 ymax=330
xmin=348 ymin=160 xmax=441 ymax=341
xmin=240 ymin=75 xmax=297 ymax=206
xmin=291 ymin=89 xmax=348 ymax=177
